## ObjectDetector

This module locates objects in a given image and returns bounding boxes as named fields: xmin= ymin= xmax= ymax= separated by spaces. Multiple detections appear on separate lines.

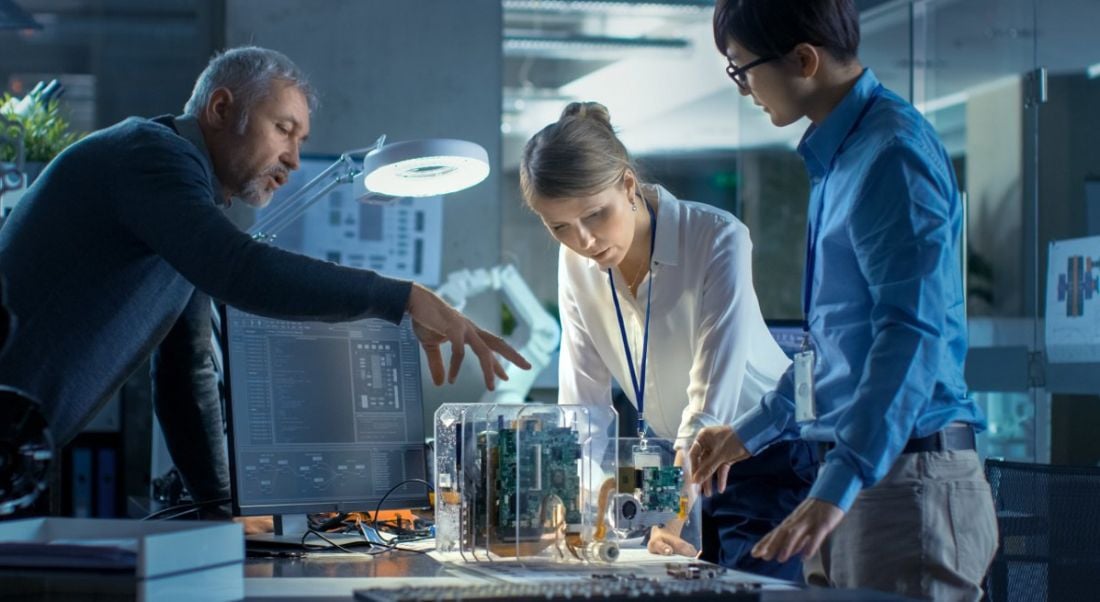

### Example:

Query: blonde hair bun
xmin=520 ymin=100 xmax=640 ymax=204
xmin=560 ymin=101 xmax=613 ymax=128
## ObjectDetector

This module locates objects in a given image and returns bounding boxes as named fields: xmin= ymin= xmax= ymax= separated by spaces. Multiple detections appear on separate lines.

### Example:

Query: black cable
xmin=156 ymin=507 xmax=203 ymax=521
xmin=354 ymin=478 xmax=433 ymax=556
xmin=310 ymin=511 xmax=349 ymax=532
xmin=373 ymin=519 xmax=431 ymax=538
xmin=268 ymin=480 xmax=434 ymax=557
xmin=370 ymin=540 xmax=431 ymax=554
xmin=371 ymin=478 xmax=433 ymax=538
xmin=293 ymin=525 xmax=429 ymax=557
xmin=354 ymin=521 xmax=430 ymax=555
xmin=141 ymin=497 xmax=231 ymax=521
xmin=300 ymin=528 xmax=382 ymax=557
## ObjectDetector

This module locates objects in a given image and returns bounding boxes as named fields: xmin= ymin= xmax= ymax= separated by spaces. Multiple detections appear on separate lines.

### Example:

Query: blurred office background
xmin=3 ymin=0 xmax=1100 ymax=511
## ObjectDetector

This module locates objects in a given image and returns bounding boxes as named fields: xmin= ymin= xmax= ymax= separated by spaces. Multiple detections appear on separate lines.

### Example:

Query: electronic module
xmin=434 ymin=403 xmax=697 ymax=564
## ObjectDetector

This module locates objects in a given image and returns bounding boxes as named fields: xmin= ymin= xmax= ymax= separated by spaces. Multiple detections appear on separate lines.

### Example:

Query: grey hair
xmin=183 ymin=46 xmax=319 ymax=132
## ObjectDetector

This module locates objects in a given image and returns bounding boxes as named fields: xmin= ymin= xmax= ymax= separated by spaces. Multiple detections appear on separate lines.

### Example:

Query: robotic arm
xmin=436 ymin=264 xmax=559 ymax=403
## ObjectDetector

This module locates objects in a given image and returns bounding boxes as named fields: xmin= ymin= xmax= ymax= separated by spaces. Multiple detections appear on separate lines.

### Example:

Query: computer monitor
xmin=766 ymin=319 xmax=805 ymax=359
xmin=221 ymin=306 xmax=429 ymax=543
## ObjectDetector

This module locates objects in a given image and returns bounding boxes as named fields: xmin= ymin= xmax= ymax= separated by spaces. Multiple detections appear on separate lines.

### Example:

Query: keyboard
xmin=355 ymin=579 xmax=762 ymax=601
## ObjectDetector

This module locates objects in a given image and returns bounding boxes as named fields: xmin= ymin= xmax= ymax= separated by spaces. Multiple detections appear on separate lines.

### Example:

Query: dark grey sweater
xmin=0 ymin=116 xmax=412 ymax=444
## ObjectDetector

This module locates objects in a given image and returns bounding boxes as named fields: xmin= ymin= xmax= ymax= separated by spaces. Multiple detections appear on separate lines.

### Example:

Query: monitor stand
xmin=245 ymin=514 xmax=374 ymax=548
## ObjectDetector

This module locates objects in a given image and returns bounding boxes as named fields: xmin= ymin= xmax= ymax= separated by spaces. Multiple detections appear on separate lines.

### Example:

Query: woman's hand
xmin=647 ymin=517 xmax=698 ymax=557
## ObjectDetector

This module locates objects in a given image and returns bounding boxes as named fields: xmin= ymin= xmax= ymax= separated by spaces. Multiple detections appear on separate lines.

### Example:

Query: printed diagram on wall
xmin=255 ymin=155 xmax=443 ymax=286
xmin=1057 ymin=254 xmax=1099 ymax=317
xmin=1046 ymin=236 xmax=1100 ymax=362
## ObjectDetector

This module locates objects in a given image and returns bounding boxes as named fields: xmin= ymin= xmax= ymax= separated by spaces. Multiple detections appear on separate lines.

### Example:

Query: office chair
xmin=984 ymin=459 xmax=1100 ymax=601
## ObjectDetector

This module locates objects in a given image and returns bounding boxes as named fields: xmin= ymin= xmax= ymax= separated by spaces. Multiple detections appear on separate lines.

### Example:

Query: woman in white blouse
xmin=520 ymin=102 xmax=817 ymax=579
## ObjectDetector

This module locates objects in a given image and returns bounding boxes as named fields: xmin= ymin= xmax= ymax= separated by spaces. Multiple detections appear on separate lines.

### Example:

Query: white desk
xmin=243 ymin=543 xmax=915 ymax=601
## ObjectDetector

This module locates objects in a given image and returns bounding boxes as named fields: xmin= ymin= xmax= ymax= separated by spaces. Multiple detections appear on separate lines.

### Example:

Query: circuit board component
xmin=434 ymin=402 xmax=619 ymax=562
xmin=610 ymin=441 xmax=688 ymax=534
xmin=489 ymin=421 xmax=582 ymax=541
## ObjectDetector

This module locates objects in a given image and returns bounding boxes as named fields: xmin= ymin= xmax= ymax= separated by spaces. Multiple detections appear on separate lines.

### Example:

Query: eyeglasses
xmin=725 ymin=56 xmax=777 ymax=91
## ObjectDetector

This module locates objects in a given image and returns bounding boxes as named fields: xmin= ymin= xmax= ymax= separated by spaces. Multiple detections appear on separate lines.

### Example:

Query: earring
xmin=631 ymin=201 xmax=638 ymax=212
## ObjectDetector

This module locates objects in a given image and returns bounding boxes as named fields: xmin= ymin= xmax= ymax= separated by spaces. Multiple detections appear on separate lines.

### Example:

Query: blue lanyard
xmin=609 ymin=198 xmax=657 ymax=437
xmin=802 ymin=85 xmax=883 ymax=333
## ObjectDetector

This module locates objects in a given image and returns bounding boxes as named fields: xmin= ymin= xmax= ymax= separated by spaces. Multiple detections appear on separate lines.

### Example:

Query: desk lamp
xmin=249 ymin=135 xmax=489 ymax=241
xmin=207 ymin=136 xmax=488 ymax=538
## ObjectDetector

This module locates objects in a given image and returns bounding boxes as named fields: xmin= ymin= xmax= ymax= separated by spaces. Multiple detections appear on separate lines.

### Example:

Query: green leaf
xmin=0 ymin=92 xmax=85 ymax=163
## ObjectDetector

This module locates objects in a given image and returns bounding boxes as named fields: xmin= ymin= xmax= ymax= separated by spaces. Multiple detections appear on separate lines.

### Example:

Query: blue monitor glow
xmin=221 ymin=306 xmax=428 ymax=541
xmin=766 ymin=319 xmax=805 ymax=359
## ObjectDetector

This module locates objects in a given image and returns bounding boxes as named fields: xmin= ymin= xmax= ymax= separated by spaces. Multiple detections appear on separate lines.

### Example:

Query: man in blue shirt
xmin=690 ymin=1 xmax=998 ymax=599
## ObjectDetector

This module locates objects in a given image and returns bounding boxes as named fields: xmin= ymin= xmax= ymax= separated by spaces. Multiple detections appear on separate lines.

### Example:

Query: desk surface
xmin=243 ymin=546 xmax=915 ymax=601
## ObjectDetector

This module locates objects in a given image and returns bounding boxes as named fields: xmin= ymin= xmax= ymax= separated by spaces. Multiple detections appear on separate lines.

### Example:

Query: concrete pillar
xmin=225 ymin=0 xmax=504 ymax=414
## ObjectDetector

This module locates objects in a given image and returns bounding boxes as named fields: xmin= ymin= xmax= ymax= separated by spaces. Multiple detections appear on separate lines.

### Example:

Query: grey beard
xmin=236 ymin=164 xmax=289 ymax=208
xmin=237 ymin=174 xmax=275 ymax=208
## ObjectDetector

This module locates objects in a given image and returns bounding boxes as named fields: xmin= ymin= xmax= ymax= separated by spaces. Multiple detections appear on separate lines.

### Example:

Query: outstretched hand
xmin=751 ymin=498 xmax=845 ymax=562
xmin=406 ymin=284 xmax=531 ymax=390
xmin=688 ymin=425 xmax=751 ymax=497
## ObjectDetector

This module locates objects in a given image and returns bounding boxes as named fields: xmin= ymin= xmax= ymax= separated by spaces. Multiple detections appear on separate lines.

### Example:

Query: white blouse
xmin=557 ymin=185 xmax=791 ymax=449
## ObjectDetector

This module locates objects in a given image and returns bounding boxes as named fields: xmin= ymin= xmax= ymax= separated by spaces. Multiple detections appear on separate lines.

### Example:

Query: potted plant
xmin=0 ymin=80 xmax=84 ymax=185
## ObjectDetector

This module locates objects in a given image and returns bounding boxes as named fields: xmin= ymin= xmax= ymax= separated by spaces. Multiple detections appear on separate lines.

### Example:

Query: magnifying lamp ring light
xmin=361 ymin=138 xmax=490 ymax=198
xmin=249 ymin=135 xmax=489 ymax=241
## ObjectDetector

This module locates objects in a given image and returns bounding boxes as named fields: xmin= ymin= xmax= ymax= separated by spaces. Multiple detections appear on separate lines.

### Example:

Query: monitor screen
xmin=766 ymin=319 xmax=805 ymax=359
xmin=222 ymin=307 xmax=428 ymax=516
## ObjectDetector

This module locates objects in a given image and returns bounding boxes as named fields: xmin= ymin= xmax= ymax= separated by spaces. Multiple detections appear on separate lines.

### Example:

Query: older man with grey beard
xmin=0 ymin=46 xmax=528 ymax=518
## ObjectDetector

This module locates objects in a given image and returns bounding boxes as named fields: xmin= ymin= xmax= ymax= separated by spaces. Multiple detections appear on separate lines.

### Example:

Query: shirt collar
xmin=583 ymin=183 xmax=681 ymax=270
xmin=170 ymin=114 xmax=229 ymax=206
xmin=650 ymin=184 xmax=680 ymax=267
xmin=797 ymin=68 xmax=880 ymax=178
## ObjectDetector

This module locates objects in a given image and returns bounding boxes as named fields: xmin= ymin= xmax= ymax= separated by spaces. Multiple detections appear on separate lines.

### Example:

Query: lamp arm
xmin=248 ymin=134 xmax=387 ymax=241
xmin=249 ymin=154 xmax=358 ymax=241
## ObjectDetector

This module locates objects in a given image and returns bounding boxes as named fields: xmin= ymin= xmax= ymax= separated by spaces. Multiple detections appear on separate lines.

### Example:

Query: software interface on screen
xmin=223 ymin=308 xmax=428 ymax=514
xmin=767 ymin=320 xmax=805 ymax=359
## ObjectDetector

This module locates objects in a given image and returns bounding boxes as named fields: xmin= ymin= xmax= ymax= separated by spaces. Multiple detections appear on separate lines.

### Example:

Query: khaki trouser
xmin=804 ymin=450 xmax=999 ymax=602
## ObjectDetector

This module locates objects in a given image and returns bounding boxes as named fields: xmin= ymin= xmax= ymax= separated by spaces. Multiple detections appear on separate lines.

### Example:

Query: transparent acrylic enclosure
xmin=433 ymin=402 xmax=618 ymax=563
xmin=610 ymin=437 xmax=701 ymax=551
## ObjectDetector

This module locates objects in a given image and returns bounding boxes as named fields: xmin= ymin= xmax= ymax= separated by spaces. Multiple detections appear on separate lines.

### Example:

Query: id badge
xmin=794 ymin=349 xmax=816 ymax=423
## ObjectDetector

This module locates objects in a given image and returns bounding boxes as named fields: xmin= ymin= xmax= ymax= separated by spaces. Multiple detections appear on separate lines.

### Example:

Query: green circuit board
xmin=639 ymin=466 xmax=683 ymax=513
xmin=474 ymin=421 xmax=583 ymax=542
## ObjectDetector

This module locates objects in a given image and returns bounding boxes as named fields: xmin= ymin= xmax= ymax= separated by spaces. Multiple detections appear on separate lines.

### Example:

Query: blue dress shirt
xmin=732 ymin=69 xmax=987 ymax=512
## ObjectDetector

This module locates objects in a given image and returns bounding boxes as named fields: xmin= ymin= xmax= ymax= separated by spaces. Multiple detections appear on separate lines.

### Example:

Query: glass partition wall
xmin=918 ymin=0 xmax=1047 ymax=463
xmin=500 ymin=1 xmax=1099 ymax=465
